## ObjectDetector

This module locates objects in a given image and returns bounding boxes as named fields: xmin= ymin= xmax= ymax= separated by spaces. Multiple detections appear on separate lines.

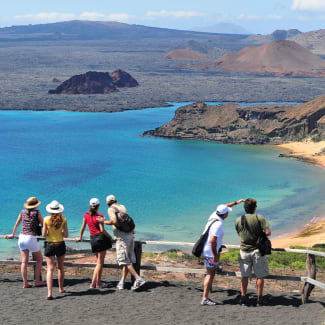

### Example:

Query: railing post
xmin=131 ymin=241 xmax=142 ymax=284
xmin=301 ymin=254 xmax=316 ymax=304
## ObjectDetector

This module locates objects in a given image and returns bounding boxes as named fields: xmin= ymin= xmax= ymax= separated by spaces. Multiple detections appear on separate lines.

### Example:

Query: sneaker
xmin=116 ymin=281 xmax=125 ymax=290
xmin=201 ymin=298 xmax=217 ymax=306
xmin=131 ymin=278 xmax=146 ymax=291
xmin=240 ymin=295 xmax=248 ymax=306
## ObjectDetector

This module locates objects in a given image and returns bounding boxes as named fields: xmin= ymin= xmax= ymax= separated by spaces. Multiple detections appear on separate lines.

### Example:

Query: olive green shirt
xmin=235 ymin=213 xmax=270 ymax=251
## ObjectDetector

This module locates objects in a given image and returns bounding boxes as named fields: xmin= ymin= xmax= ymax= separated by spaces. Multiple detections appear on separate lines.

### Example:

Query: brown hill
xmin=49 ymin=70 xmax=138 ymax=94
xmin=143 ymin=94 xmax=325 ymax=144
xmin=290 ymin=29 xmax=325 ymax=56
xmin=163 ymin=49 xmax=209 ymax=61
xmin=202 ymin=40 xmax=325 ymax=76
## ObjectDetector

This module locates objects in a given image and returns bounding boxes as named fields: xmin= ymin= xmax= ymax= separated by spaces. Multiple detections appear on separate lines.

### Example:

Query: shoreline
xmin=272 ymin=140 xmax=325 ymax=248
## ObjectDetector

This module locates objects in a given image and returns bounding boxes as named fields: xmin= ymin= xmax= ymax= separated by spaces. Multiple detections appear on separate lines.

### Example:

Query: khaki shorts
xmin=116 ymin=235 xmax=136 ymax=266
xmin=239 ymin=249 xmax=269 ymax=278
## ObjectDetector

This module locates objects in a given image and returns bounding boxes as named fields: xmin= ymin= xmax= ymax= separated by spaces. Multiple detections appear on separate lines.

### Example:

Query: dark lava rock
xmin=49 ymin=70 xmax=138 ymax=94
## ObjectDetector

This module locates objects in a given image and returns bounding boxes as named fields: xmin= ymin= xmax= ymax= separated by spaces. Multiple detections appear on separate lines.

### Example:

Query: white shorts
xmin=18 ymin=234 xmax=40 ymax=253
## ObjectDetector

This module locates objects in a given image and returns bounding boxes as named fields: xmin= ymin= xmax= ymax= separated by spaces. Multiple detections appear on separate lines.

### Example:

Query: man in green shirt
xmin=235 ymin=198 xmax=271 ymax=306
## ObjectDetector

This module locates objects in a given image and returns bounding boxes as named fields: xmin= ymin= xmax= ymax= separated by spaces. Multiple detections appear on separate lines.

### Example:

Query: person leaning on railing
xmin=5 ymin=196 xmax=45 ymax=288
xmin=43 ymin=200 xmax=68 ymax=300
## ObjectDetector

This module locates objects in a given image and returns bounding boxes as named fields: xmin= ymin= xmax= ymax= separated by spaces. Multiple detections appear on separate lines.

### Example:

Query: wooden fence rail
xmin=0 ymin=236 xmax=324 ymax=303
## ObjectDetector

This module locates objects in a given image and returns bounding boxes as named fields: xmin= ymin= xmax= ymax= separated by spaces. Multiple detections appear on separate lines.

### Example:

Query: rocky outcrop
xmin=199 ymin=40 xmax=325 ymax=77
xmin=49 ymin=70 xmax=138 ymax=94
xmin=143 ymin=95 xmax=325 ymax=144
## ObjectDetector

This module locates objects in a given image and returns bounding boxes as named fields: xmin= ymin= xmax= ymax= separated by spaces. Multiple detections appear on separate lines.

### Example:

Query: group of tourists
xmin=5 ymin=195 xmax=270 ymax=305
xmin=201 ymin=197 xmax=271 ymax=307
xmin=5 ymin=194 xmax=145 ymax=299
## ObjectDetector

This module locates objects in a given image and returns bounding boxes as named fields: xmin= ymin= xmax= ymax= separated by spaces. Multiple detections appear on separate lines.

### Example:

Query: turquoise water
xmin=1 ymin=102 xmax=325 ymax=257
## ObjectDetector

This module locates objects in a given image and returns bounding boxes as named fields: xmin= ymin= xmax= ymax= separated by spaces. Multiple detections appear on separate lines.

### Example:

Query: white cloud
xmin=146 ymin=10 xmax=204 ymax=18
xmin=15 ymin=12 xmax=76 ymax=22
xmin=292 ymin=0 xmax=325 ymax=11
xmin=14 ymin=12 xmax=129 ymax=23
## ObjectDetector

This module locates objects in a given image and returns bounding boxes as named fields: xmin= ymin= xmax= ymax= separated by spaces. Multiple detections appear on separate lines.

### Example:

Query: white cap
xmin=216 ymin=204 xmax=232 ymax=215
xmin=89 ymin=198 xmax=100 ymax=206
xmin=106 ymin=194 xmax=116 ymax=204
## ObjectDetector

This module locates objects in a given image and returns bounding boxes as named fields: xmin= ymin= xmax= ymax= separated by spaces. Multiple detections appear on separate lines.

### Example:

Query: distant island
xmin=144 ymin=94 xmax=325 ymax=144
xmin=48 ymin=69 xmax=138 ymax=95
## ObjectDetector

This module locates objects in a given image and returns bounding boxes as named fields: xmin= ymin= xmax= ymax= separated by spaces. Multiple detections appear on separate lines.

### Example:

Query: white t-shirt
xmin=202 ymin=212 xmax=224 ymax=257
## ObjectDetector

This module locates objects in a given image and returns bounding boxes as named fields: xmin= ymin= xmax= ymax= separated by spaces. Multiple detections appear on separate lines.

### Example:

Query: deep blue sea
xmin=1 ymin=102 xmax=325 ymax=257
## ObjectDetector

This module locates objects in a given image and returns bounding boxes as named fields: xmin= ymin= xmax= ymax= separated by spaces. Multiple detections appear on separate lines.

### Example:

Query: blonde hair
xmin=50 ymin=213 xmax=63 ymax=229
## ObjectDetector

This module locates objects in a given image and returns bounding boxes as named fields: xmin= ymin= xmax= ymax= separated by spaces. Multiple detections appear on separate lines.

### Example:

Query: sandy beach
xmin=0 ymin=272 xmax=324 ymax=325
xmin=272 ymin=140 xmax=325 ymax=248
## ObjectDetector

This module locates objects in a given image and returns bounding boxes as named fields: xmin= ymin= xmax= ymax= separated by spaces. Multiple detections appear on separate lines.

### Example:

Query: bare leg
xmin=241 ymin=277 xmax=249 ymax=296
xmin=257 ymin=278 xmax=264 ymax=296
xmin=46 ymin=256 xmax=55 ymax=298
xmin=126 ymin=264 xmax=139 ymax=279
xmin=91 ymin=253 xmax=99 ymax=288
xmin=32 ymin=250 xmax=45 ymax=285
xmin=20 ymin=250 xmax=32 ymax=288
xmin=57 ymin=255 xmax=65 ymax=293
xmin=97 ymin=251 xmax=106 ymax=287
xmin=202 ymin=267 xmax=216 ymax=301
xmin=121 ymin=265 xmax=129 ymax=281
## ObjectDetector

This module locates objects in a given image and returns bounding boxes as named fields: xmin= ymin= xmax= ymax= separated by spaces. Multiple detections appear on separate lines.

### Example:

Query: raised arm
xmin=226 ymin=199 xmax=245 ymax=208
xmin=5 ymin=214 xmax=22 ymax=239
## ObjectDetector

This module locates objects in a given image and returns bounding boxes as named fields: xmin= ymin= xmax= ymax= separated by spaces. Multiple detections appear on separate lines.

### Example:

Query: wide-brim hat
xmin=46 ymin=200 xmax=64 ymax=213
xmin=24 ymin=197 xmax=41 ymax=209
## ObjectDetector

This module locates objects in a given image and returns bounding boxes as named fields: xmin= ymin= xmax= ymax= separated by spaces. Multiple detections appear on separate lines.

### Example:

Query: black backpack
xmin=192 ymin=219 xmax=219 ymax=257
xmin=113 ymin=206 xmax=135 ymax=233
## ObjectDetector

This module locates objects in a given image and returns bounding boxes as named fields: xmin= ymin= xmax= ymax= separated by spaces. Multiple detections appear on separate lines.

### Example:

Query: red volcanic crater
xmin=203 ymin=40 xmax=325 ymax=76
xmin=163 ymin=49 xmax=209 ymax=61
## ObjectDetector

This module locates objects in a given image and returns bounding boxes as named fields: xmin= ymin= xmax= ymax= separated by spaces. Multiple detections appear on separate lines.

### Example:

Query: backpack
xmin=240 ymin=214 xmax=272 ymax=256
xmin=112 ymin=206 xmax=135 ymax=233
xmin=192 ymin=219 xmax=219 ymax=257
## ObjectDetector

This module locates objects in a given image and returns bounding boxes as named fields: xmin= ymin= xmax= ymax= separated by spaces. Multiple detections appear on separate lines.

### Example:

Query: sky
xmin=0 ymin=0 xmax=324 ymax=34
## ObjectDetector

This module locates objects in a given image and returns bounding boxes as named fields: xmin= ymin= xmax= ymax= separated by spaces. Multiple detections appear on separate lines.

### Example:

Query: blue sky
xmin=0 ymin=0 xmax=324 ymax=34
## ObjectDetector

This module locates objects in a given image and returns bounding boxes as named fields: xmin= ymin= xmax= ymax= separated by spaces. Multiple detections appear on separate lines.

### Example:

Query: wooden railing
xmin=1 ymin=236 xmax=324 ymax=303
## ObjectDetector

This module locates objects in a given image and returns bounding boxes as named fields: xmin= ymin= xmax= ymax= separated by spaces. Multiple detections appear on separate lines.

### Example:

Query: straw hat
xmin=46 ymin=200 xmax=64 ymax=213
xmin=24 ymin=197 xmax=41 ymax=209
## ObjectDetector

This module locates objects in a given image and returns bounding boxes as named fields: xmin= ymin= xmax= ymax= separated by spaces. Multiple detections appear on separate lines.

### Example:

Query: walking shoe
xmin=131 ymin=278 xmax=146 ymax=291
xmin=240 ymin=295 xmax=248 ymax=306
xmin=201 ymin=298 xmax=217 ymax=306
xmin=116 ymin=281 xmax=125 ymax=290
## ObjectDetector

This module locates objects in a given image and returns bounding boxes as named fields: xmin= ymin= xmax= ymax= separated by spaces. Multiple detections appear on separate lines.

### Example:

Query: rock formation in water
xmin=199 ymin=40 xmax=325 ymax=77
xmin=49 ymin=70 xmax=138 ymax=94
xmin=144 ymin=95 xmax=325 ymax=144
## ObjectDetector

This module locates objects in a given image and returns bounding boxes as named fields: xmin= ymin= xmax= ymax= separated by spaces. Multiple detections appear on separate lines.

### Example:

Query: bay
xmin=1 ymin=102 xmax=325 ymax=257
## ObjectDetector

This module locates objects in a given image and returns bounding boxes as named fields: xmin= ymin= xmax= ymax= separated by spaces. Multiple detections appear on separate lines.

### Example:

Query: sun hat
xmin=24 ymin=197 xmax=41 ymax=209
xmin=89 ymin=198 xmax=100 ymax=207
xmin=106 ymin=194 xmax=116 ymax=204
xmin=216 ymin=204 xmax=232 ymax=215
xmin=46 ymin=200 xmax=64 ymax=213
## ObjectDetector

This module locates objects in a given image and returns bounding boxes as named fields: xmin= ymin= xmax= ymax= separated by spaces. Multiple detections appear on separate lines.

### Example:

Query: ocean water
xmin=1 ymin=102 xmax=325 ymax=257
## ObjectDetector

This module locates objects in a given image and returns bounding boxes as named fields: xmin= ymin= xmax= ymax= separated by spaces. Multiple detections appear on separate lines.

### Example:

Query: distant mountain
xmin=271 ymin=29 xmax=302 ymax=40
xmin=0 ymin=20 xmax=250 ymax=42
xmin=163 ymin=49 xmax=209 ymax=61
xmin=48 ymin=70 xmax=138 ymax=95
xmin=200 ymin=40 xmax=325 ymax=77
xmin=290 ymin=29 xmax=325 ymax=56
xmin=191 ymin=22 xmax=250 ymax=35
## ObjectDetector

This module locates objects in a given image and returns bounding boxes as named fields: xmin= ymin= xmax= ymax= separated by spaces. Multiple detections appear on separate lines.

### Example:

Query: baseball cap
xmin=216 ymin=204 xmax=232 ymax=215
xmin=89 ymin=198 xmax=100 ymax=206
xmin=106 ymin=194 xmax=116 ymax=204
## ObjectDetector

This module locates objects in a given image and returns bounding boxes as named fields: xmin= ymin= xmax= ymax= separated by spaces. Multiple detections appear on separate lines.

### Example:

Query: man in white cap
xmin=97 ymin=194 xmax=145 ymax=291
xmin=201 ymin=199 xmax=245 ymax=306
